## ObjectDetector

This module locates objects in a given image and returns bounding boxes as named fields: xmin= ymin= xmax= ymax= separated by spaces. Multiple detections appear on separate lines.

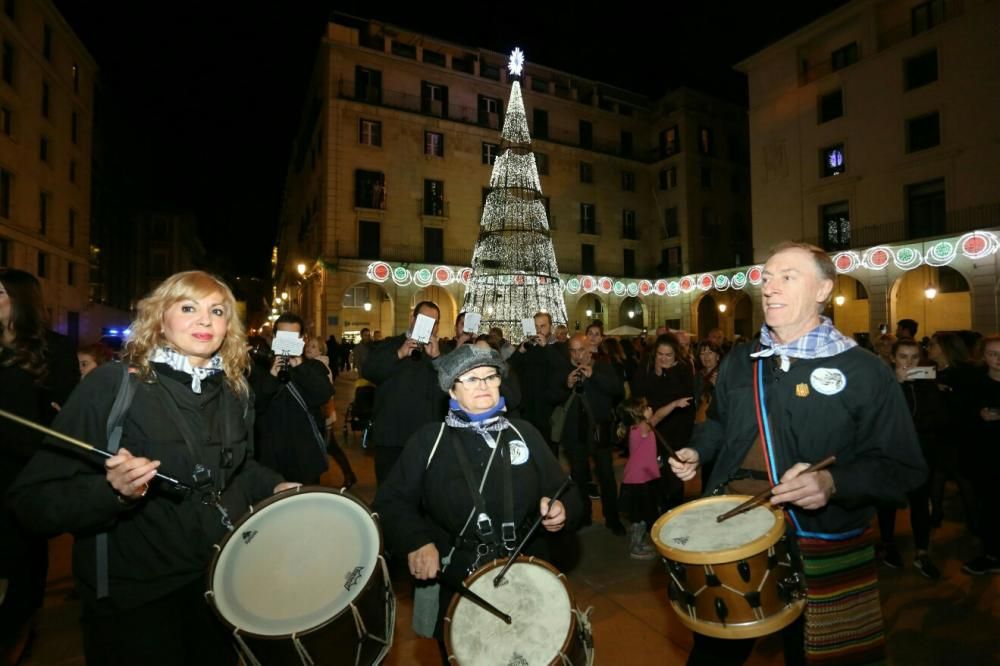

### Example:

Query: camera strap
xmin=283 ymin=380 xmax=329 ymax=458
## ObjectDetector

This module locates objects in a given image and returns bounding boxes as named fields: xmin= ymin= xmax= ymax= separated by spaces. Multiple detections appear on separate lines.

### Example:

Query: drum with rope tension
xmin=651 ymin=495 xmax=805 ymax=640
xmin=444 ymin=556 xmax=594 ymax=666
xmin=205 ymin=486 xmax=395 ymax=665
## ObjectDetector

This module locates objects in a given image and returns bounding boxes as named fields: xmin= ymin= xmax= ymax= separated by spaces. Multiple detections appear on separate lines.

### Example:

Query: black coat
xmin=508 ymin=342 xmax=558 ymax=439
xmin=361 ymin=335 xmax=448 ymax=449
xmin=251 ymin=357 xmax=333 ymax=484
xmin=374 ymin=416 xmax=580 ymax=573
xmin=7 ymin=363 xmax=283 ymax=612
xmin=632 ymin=361 xmax=696 ymax=449
xmin=691 ymin=344 xmax=927 ymax=535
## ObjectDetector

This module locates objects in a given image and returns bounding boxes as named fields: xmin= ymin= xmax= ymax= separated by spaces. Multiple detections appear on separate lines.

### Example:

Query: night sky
xmin=53 ymin=1 xmax=848 ymax=278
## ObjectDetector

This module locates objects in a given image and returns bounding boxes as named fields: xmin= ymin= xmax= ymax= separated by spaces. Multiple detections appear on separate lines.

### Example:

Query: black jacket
xmin=250 ymin=357 xmax=333 ymax=484
xmin=508 ymin=342 xmax=558 ymax=439
xmin=692 ymin=343 xmax=926 ymax=536
xmin=361 ymin=335 xmax=448 ymax=449
xmin=374 ymin=416 xmax=580 ymax=574
xmin=632 ymin=361 xmax=696 ymax=449
xmin=549 ymin=355 xmax=624 ymax=427
xmin=7 ymin=362 xmax=283 ymax=612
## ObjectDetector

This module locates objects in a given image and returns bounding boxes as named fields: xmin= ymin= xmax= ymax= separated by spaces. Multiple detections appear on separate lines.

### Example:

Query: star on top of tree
xmin=508 ymin=47 xmax=525 ymax=76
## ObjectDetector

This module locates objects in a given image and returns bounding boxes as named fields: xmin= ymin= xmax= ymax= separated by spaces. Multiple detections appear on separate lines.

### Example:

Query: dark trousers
xmin=687 ymin=615 xmax=804 ymax=666
xmin=82 ymin=579 xmax=237 ymax=666
xmin=326 ymin=430 xmax=356 ymax=484
xmin=878 ymin=478 xmax=931 ymax=550
xmin=0 ymin=506 xmax=47 ymax=646
xmin=566 ymin=421 xmax=619 ymax=525
xmin=374 ymin=446 xmax=404 ymax=485
xmin=929 ymin=447 xmax=977 ymax=531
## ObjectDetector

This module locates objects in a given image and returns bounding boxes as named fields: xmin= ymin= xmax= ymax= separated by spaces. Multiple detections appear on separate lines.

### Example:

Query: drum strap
xmin=449 ymin=430 xmax=516 ymax=552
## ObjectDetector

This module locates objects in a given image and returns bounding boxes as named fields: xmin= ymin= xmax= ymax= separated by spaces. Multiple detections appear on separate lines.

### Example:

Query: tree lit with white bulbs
xmin=461 ymin=48 xmax=568 ymax=342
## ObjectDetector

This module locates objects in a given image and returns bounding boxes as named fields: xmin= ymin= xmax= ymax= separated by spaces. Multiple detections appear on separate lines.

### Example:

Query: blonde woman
xmin=10 ymin=271 xmax=296 ymax=666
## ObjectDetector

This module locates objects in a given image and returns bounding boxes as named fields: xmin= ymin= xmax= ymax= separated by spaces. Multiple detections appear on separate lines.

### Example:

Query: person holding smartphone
xmin=875 ymin=339 xmax=945 ymax=578
xmin=361 ymin=301 xmax=447 ymax=483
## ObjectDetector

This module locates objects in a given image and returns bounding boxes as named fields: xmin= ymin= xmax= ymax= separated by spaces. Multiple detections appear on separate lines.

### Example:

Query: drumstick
xmin=647 ymin=424 xmax=678 ymax=460
xmin=492 ymin=475 xmax=572 ymax=588
xmin=715 ymin=456 xmax=836 ymax=523
xmin=438 ymin=572 xmax=512 ymax=625
xmin=0 ymin=407 xmax=193 ymax=493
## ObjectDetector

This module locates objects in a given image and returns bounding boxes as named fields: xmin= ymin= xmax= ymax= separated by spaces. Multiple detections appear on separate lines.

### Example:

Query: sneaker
xmin=962 ymin=555 xmax=1000 ymax=575
xmin=629 ymin=541 xmax=657 ymax=560
xmin=587 ymin=482 xmax=601 ymax=500
xmin=913 ymin=553 xmax=941 ymax=580
xmin=881 ymin=544 xmax=903 ymax=569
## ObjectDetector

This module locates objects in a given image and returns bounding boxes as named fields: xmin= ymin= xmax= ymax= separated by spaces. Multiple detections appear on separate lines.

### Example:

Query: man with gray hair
xmin=669 ymin=242 xmax=926 ymax=665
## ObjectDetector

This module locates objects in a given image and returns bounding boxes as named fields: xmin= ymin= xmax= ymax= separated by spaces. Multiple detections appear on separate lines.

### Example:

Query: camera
xmin=276 ymin=354 xmax=292 ymax=383
xmin=572 ymin=367 xmax=587 ymax=393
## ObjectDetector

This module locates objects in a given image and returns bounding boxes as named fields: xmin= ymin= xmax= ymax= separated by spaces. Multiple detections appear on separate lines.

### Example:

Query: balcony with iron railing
xmin=338 ymin=80 xmax=658 ymax=163
xmin=801 ymin=203 xmax=999 ymax=250
xmin=419 ymin=198 xmax=450 ymax=218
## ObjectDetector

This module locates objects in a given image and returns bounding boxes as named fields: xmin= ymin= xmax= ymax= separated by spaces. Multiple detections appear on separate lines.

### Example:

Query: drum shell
xmin=205 ymin=486 xmax=394 ymax=665
xmin=443 ymin=556 xmax=589 ymax=666
xmin=652 ymin=496 xmax=805 ymax=640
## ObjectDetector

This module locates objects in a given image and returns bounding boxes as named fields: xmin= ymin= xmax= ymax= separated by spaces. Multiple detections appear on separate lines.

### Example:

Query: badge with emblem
xmin=795 ymin=383 xmax=809 ymax=397
xmin=809 ymin=368 xmax=847 ymax=395
xmin=509 ymin=439 xmax=530 ymax=465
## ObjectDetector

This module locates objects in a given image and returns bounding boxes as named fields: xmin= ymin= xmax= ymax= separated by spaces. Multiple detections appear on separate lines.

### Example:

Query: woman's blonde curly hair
xmin=123 ymin=271 xmax=249 ymax=398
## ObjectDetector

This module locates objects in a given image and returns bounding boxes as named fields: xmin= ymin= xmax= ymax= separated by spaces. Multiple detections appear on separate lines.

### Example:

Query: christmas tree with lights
xmin=461 ymin=48 xmax=568 ymax=343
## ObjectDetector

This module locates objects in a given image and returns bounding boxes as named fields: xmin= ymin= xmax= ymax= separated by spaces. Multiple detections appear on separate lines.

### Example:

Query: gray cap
xmin=432 ymin=344 xmax=507 ymax=391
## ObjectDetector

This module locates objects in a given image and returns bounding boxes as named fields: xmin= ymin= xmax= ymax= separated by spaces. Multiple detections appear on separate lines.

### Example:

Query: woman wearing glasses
xmin=374 ymin=343 xmax=581 ymax=654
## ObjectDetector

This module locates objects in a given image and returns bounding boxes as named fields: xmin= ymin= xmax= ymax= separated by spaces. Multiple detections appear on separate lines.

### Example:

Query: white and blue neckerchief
xmin=150 ymin=346 xmax=224 ymax=393
xmin=749 ymin=316 xmax=857 ymax=371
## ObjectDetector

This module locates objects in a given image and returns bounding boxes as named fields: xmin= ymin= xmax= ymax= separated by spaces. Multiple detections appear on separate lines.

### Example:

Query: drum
xmin=444 ymin=556 xmax=594 ymax=666
xmin=651 ymin=495 xmax=804 ymax=640
xmin=206 ymin=486 xmax=395 ymax=665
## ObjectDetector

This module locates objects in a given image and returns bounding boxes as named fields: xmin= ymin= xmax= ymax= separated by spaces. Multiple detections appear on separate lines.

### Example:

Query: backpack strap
xmin=96 ymin=364 xmax=138 ymax=599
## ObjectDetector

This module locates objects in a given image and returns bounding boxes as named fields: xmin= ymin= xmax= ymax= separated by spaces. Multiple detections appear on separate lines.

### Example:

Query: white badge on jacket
xmin=509 ymin=440 xmax=530 ymax=465
xmin=810 ymin=367 xmax=847 ymax=395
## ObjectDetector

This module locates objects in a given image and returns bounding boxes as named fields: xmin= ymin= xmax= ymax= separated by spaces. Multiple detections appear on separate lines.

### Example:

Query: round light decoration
xmin=626 ymin=282 xmax=639 ymax=297
xmin=959 ymin=231 xmax=999 ymax=260
xmin=714 ymin=274 xmax=730 ymax=291
xmin=613 ymin=281 xmax=626 ymax=296
xmin=414 ymin=268 xmax=433 ymax=286
xmin=368 ymin=262 xmax=392 ymax=282
xmin=598 ymin=277 xmax=614 ymax=294
xmin=433 ymin=266 xmax=454 ymax=285
xmin=565 ymin=277 xmax=581 ymax=294
xmin=747 ymin=266 xmax=764 ymax=286
xmin=679 ymin=276 xmax=695 ymax=294
xmin=833 ymin=252 xmax=861 ymax=274
xmin=666 ymin=281 xmax=680 ymax=297
xmin=732 ymin=271 xmax=747 ymax=289
xmin=639 ymin=280 xmax=652 ymax=296
xmin=654 ymin=280 xmax=668 ymax=295
xmin=392 ymin=266 xmax=411 ymax=286
xmin=924 ymin=241 xmax=956 ymax=267
xmin=862 ymin=246 xmax=892 ymax=271
xmin=581 ymin=276 xmax=597 ymax=293
xmin=459 ymin=267 xmax=474 ymax=285
xmin=697 ymin=274 xmax=714 ymax=291
xmin=892 ymin=247 xmax=922 ymax=270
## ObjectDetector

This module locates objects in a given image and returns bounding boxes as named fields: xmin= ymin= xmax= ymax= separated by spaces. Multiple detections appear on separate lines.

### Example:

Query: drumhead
xmin=450 ymin=560 xmax=572 ymax=666
xmin=657 ymin=497 xmax=777 ymax=554
xmin=209 ymin=489 xmax=380 ymax=637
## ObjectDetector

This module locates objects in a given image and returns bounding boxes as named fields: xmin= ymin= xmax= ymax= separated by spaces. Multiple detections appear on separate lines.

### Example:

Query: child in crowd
xmin=616 ymin=397 xmax=663 ymax=560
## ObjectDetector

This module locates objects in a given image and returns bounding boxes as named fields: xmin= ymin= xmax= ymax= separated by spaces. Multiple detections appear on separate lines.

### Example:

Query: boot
xmin=629 ymin=522 xmax=655 ymax=560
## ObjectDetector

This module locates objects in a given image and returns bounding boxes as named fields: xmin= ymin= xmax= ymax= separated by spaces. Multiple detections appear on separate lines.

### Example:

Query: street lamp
xmin=718 ymin=303 xmax=728 ymax=313
xmin=363 ymin=302 xmax=372 ymax=312
xmin=297 ymin=263 xmax=306 ymax=276
xmin=924 ymin=286 xmax=938 ymax=300
xmin=281 ymin=291 xmax=288 ymax=300
xmin=834 ymin=294 xmax=846 ymax=306
xmin=627 ymin=310 xmax=635 ymax=319
xmin=586 ymin=309 xmax=593 ymax=318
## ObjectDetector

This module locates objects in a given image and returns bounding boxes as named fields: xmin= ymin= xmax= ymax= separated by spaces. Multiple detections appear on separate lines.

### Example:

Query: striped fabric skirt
xmin=798 ymin=528 xmax=886 ymax=665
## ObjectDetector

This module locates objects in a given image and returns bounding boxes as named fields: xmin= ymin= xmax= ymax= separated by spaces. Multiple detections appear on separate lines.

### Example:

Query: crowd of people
xmin=1 ymin=241 xmax=998 ymax=664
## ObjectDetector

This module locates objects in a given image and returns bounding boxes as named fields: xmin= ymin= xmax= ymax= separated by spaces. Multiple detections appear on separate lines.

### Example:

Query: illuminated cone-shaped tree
xmin=461 ymin=49 xmax=568 ymax=343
